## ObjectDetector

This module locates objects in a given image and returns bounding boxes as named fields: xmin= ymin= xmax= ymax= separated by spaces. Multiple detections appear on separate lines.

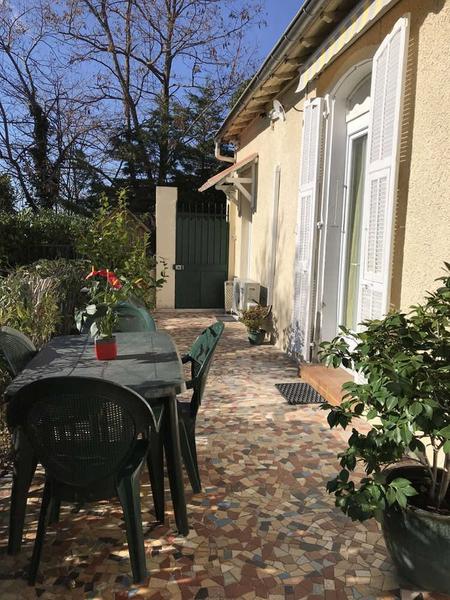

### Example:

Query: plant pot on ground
xmin=320 ymin=263 xmax=450 ymax=595
xmin=382 ymin=465 xmax=450 ymax=592
xmin=239 ymin=304 xmax=270 ymax=345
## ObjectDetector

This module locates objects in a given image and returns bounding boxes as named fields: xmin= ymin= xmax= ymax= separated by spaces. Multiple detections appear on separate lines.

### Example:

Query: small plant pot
xmin=95 ymin=336 xmax=117 ymax=360
xmin=247 ymin=329 xmax=265 ymax=345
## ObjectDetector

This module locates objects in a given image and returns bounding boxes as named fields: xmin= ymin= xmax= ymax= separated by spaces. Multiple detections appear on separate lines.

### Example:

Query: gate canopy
xmin=198 ymin=153 xmax=258 ymax=212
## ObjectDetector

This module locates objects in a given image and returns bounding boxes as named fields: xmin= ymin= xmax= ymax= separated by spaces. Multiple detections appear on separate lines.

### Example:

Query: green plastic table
xmin=5 ymin=331 xmax=188 ymax=554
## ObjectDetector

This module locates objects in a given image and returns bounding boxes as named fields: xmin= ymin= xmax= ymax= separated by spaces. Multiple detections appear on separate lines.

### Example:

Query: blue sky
xmin=256 ymin=1 xmax=305 ymax=60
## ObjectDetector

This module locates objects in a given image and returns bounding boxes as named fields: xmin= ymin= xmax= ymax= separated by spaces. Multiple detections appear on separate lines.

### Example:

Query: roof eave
xmin=216 ymin=0 xmax=353 ymax=143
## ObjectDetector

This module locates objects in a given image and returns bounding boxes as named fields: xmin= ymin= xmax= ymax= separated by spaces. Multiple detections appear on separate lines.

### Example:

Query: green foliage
xmin=0 ymin=209 xmax=88 ymax=269
xmin=30 ymin=259 xmax=89 ymax=335
xmin=239 ymin=304 xmax=270 ymax=332
xmin=83 ymin=270 xmax=131 ymax=338
xmin=0 ymin=174 xmax=15 ymax=213
xmin=76 ymin=191 xmax=166 ymax=308
xmin=0 ymin=258 xmax=87 ymax=344
xmin=0 ymin=269 xmax=60 ymax=348
xmin=320 ymin=264 xmax=450 ymax=521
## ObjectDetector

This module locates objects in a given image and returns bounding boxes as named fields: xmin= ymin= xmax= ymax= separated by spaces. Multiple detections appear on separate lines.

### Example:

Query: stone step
xmin=299 ymin=363 xmax=352 ymax=406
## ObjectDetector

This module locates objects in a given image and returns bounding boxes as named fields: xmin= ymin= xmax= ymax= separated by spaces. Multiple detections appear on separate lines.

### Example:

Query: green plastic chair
xmin=0 ymin=327 xmax=39 ymax=556
xmin=148 ymin=321 xmax=224 ymax=497
xmin=114 ymin=303 xmax=157 ymax=333
xmin=77 ymin=301 xmax=156 ymax=335
xmin=0 ymin=326 xmax=37 ymax=377
xmin=8 ymin=377 xmax=157 ymax=585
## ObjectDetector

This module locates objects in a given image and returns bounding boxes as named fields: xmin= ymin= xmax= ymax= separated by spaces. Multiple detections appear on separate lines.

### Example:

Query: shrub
xmin=239 ymin=304 xmax=270 ymax=331
xmin=76 ymin=191 xmax=166 ymax=308
xmin=320 ymin=264 xmax=450 ymax=520
xmin=30 ymin=259 xmax=88 ymax=335
xmin=0 ymin=209 xmax=88 ymax=270
xmin=0 ymin=269 xmax=60 ymax=348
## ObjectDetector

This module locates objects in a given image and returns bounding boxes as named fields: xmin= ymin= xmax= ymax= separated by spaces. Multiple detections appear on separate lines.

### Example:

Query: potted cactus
xmin=320 ymin=265 xmax=450 ymax=594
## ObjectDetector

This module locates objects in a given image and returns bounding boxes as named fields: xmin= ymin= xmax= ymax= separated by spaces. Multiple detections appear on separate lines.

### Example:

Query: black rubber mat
xmin=275 ymin=382 xmax=324 ymax=405
xmin=215 ymin=314 xmax=238 ymax=322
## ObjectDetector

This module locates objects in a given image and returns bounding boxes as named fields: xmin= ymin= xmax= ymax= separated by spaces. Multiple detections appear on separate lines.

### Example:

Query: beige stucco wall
xmin=399 ymin=0 xmax=450 ymax=308
xmin=155 ymin=186 xmax=177 ymax=308
xmin=230 ymin=83 xmax=305 ymax=348
xmin=229 ymin=0 xmax=449 ymax=352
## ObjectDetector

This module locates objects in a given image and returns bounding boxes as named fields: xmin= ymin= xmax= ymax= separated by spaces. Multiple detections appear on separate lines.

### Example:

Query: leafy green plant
xmin=0 ymin=209 xmax=88 ymax=270
xmin=239 ymin=304 xmax=270 ymax=332
xmin=0 ymin=268 xmax=60 ymax=348
xmin=84 ymin=269 xmax=131 ymax=338
xmin=320 ymin=264 xmax=450 ymax=521
xmin=76 ymin=191 xmax=166 ymax=308
xmin=30 ymin=259 xmax=88 ymax=335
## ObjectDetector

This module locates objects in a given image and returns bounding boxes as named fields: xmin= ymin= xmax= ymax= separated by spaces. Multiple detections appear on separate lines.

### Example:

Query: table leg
xmin=162 ymin=394 xmax=189 ymax=536
xmin=8 ymin=428 xmax=37 ymax=555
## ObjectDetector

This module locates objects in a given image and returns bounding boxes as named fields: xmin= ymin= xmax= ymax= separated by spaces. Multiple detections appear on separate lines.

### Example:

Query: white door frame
xmin=316 ymin=60 xmax=372 ymax=347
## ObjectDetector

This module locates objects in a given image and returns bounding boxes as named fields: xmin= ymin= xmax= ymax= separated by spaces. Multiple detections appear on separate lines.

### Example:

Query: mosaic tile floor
xmin=0 ymin=311 xmax=448 ymax=600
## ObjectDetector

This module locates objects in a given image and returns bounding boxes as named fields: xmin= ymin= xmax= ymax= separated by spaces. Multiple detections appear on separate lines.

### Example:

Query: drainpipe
xmin=215 ymin=140 xmax=235 ymax=164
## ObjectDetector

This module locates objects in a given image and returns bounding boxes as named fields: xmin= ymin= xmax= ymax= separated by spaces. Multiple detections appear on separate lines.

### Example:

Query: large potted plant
xmin=239 ymin=304 xmax=270 ymax=345
xmin=320 ymin=265 xmax=450 ymax=594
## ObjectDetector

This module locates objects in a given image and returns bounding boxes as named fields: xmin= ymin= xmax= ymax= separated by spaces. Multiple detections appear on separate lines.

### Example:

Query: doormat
xmin=215 ymin=313 xmax=238 ymax=322
xmin=275 ymin=382 xmax=324 ymax=405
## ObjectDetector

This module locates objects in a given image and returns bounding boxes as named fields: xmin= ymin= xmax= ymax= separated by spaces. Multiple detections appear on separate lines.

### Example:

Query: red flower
xmin=86 ymin=269 xmax=123 ymax=289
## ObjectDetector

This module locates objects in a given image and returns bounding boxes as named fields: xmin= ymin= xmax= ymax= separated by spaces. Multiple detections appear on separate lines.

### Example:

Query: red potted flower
xmin=85 ymin=268 xmax=124 ymax=360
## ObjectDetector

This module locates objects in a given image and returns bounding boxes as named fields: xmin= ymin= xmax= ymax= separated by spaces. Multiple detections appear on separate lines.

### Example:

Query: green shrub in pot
xmin=319 ymin=264 xmax=450 ymax=593
xmin=239 ymin=304 xmax=269 ymax=345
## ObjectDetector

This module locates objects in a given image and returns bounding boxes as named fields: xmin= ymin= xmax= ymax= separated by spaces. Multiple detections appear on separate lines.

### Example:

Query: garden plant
xmin=320 ymin=264 xmax=450 ymax=592
xmin=76 ymin=191 xmax=166 ymax=309
xmin=239 ymin=304 xmax=270 ymax=345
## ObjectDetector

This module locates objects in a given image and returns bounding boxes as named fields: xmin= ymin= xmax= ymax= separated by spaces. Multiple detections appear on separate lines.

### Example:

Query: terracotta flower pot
xmin=95 ymin=336 xmax=117 ymax=360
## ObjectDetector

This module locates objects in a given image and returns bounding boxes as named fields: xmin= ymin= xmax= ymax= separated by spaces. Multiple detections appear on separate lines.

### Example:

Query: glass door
xmin=338 ymin=112 xmax=369 ymax=332
xmin=342 ymin=133 xmax=367 ymax=330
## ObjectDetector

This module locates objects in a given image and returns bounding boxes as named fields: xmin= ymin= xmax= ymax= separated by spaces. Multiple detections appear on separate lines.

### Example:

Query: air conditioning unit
xmin=231 ymin=278 xmax=261 ymax=313
xmin=232 ymin=278 xmax=241 ymax=314
xmin=224 ymin=281 xmax=234 ymax=312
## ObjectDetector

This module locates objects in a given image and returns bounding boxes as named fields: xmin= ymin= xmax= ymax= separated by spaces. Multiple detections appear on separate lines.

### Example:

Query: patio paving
xmin=0 ymin=310 xmax=447 ymax=599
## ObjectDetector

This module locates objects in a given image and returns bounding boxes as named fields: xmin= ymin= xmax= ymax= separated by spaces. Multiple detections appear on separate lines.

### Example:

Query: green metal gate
xmin=175 ymin=200 xmax=229 ymax=309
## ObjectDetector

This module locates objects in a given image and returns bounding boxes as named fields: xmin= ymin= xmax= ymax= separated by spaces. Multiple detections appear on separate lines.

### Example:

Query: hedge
xmin=0 ymin=210 xmax=89 ymax=270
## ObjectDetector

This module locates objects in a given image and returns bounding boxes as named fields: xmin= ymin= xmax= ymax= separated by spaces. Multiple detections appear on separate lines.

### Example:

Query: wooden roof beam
xmin=320 ymin=10 xmax=346 ymax=24
xmin=299 ymin=36 xmax=321 ymax=48
xmin=272 ymin=73 xmax=294 ymax=82
xmin=252 ymin=95 xmax=274 ymax=104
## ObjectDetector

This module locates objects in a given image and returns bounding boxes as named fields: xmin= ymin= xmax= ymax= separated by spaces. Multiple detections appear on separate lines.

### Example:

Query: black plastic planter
xmin=382 ymin=466 xmax=450 ymax=594
xmin=247 ymin=329 xmax=265 ymax=345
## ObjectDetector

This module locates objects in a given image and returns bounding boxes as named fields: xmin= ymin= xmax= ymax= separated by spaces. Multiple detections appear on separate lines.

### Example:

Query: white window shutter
xmin=358 ymin=16 xmax=409 ymax=324
xmin=292 ymin=97 xmax=325 ymax=360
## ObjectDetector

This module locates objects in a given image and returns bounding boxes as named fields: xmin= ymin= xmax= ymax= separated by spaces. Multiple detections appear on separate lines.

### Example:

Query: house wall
xmin=231 ymin=83 xmax=305 ymax=347
xmin=229 ymin=0 xmax=449 ymax=351
xmin=399 ymin=0 xmax=450 ymax=308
